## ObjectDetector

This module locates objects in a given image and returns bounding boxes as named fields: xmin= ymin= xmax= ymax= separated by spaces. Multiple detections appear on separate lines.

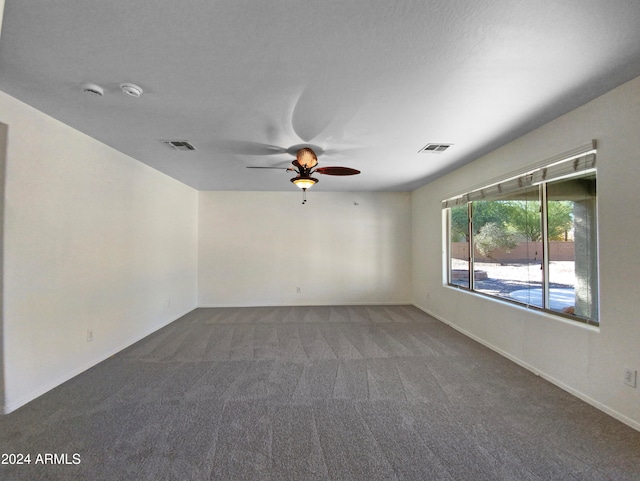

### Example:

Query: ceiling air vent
xmin=419 ymin=143 xmax=452 ymax=154
xmin=161 ymin=140 xmax=196 ymax=151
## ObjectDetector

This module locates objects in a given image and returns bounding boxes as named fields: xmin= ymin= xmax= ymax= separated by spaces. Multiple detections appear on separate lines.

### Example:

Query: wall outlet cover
xmin=623 ymin=368 xmax=637 ymax=388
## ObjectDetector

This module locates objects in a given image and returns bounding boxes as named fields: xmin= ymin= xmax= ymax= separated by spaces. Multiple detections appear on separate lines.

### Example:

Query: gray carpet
xmin=1 ymin=305 xmax=639 ymax=480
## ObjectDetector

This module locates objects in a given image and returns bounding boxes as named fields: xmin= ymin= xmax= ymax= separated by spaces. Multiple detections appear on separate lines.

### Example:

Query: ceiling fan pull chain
xmin=302 ymin=188 xmax=307 ymax=204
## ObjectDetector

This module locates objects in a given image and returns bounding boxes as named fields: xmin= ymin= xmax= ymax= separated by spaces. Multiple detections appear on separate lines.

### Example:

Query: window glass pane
xmin=449 ymin=204 xmax=470 ymax=288
xmin=473 ymin=188 xmax=543 ymax=307
xmin=546 ymin=172 xmax=598 ymax=321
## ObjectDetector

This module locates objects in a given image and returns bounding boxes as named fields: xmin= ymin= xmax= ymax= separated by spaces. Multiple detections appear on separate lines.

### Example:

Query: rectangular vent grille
xmin=419 ymin=143 xmax=452 ymax=154
xmin=162 ymin=140 xmax=196 ymax=151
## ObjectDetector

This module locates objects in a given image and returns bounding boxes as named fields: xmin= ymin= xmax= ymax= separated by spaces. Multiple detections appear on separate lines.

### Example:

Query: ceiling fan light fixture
xmin=291 ymin=176 xmax=318 ymax=190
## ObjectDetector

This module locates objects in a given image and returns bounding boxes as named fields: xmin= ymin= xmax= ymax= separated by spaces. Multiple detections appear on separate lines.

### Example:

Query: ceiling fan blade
xmin=291 ymin=78 xmax=346 ymax=142
xmin=246 ymin=166 xmax=292 ymax=170
xmin=314 ymin=166 xmax=361 ymax=176
xmin=322 ymin=146 xmax=369 ymax=157
xmin=291 ymin=70 xmax=366 ymax=143
xmin=213 ymin=140 xmax=288 ymax=156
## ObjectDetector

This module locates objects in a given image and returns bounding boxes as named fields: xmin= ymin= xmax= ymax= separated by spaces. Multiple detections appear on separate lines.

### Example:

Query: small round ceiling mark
xmin=119 ymin=83 xmax=143 ymax=98
xmin=81 ymin=83 xmax=104 ymax=97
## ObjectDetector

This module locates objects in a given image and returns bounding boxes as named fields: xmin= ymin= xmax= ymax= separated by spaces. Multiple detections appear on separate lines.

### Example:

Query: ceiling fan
xmin=248 ymin=146 xmax=360 ymax=204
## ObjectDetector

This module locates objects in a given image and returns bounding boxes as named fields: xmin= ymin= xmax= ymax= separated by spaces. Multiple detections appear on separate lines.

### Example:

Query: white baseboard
xmin=412 ymin=303 xmax=640 ymax=433
xmin=197 ymin=300 xmax=412 ymax=308
xmin=3 ymin=306 xmax=196 ymax=414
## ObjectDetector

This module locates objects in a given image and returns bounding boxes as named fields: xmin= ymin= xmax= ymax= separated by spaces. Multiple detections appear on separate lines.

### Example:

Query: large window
xmin=443 ymin=146 xmax=598 ymax=325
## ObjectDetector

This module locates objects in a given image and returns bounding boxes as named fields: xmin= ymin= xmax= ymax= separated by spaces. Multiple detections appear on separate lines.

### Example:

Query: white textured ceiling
xmin=1 ymin=0 xmax=640 ymax=191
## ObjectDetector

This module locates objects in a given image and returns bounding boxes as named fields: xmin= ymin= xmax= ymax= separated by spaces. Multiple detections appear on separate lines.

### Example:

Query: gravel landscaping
xmin=450 ymin=259 xmax=575 ymax=296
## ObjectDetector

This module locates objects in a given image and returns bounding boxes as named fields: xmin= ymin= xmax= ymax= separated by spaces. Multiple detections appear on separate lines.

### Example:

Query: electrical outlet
xmin=87 ymin=330 xmax=94 ymax=342
xmin=623 ymin=368 xmax=637 ymax=388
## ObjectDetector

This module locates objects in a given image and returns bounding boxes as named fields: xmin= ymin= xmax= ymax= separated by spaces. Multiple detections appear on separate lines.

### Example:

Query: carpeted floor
xmin=1 ymin=305 xmax=639 ymax=480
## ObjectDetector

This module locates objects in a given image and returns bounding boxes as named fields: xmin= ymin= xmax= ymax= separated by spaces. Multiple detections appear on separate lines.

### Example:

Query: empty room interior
xmin=1 ymin=1 xmax=640 ymax=480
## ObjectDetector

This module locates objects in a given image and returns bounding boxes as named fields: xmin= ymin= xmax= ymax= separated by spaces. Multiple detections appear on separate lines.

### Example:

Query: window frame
xmin=443 ymin=146 xmax=599 ymax=327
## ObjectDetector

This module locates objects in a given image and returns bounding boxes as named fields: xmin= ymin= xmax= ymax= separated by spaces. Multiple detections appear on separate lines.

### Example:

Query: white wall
xmin=199 ymin=191 xmax=411 ymax=306
xmin=412 ymin=75 xmax=640 ymax=430
xmin=0 ymin=122 xmax=6 ymax=408
xmin=1 ymin=91 xmax=199 ymax=413
xmin=0 ymin=0 xmax=5 ymax=40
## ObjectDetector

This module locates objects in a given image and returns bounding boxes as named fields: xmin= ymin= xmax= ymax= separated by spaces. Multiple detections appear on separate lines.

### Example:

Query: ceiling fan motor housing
xmin=296 ymin=147 xmax=318 ymax=168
